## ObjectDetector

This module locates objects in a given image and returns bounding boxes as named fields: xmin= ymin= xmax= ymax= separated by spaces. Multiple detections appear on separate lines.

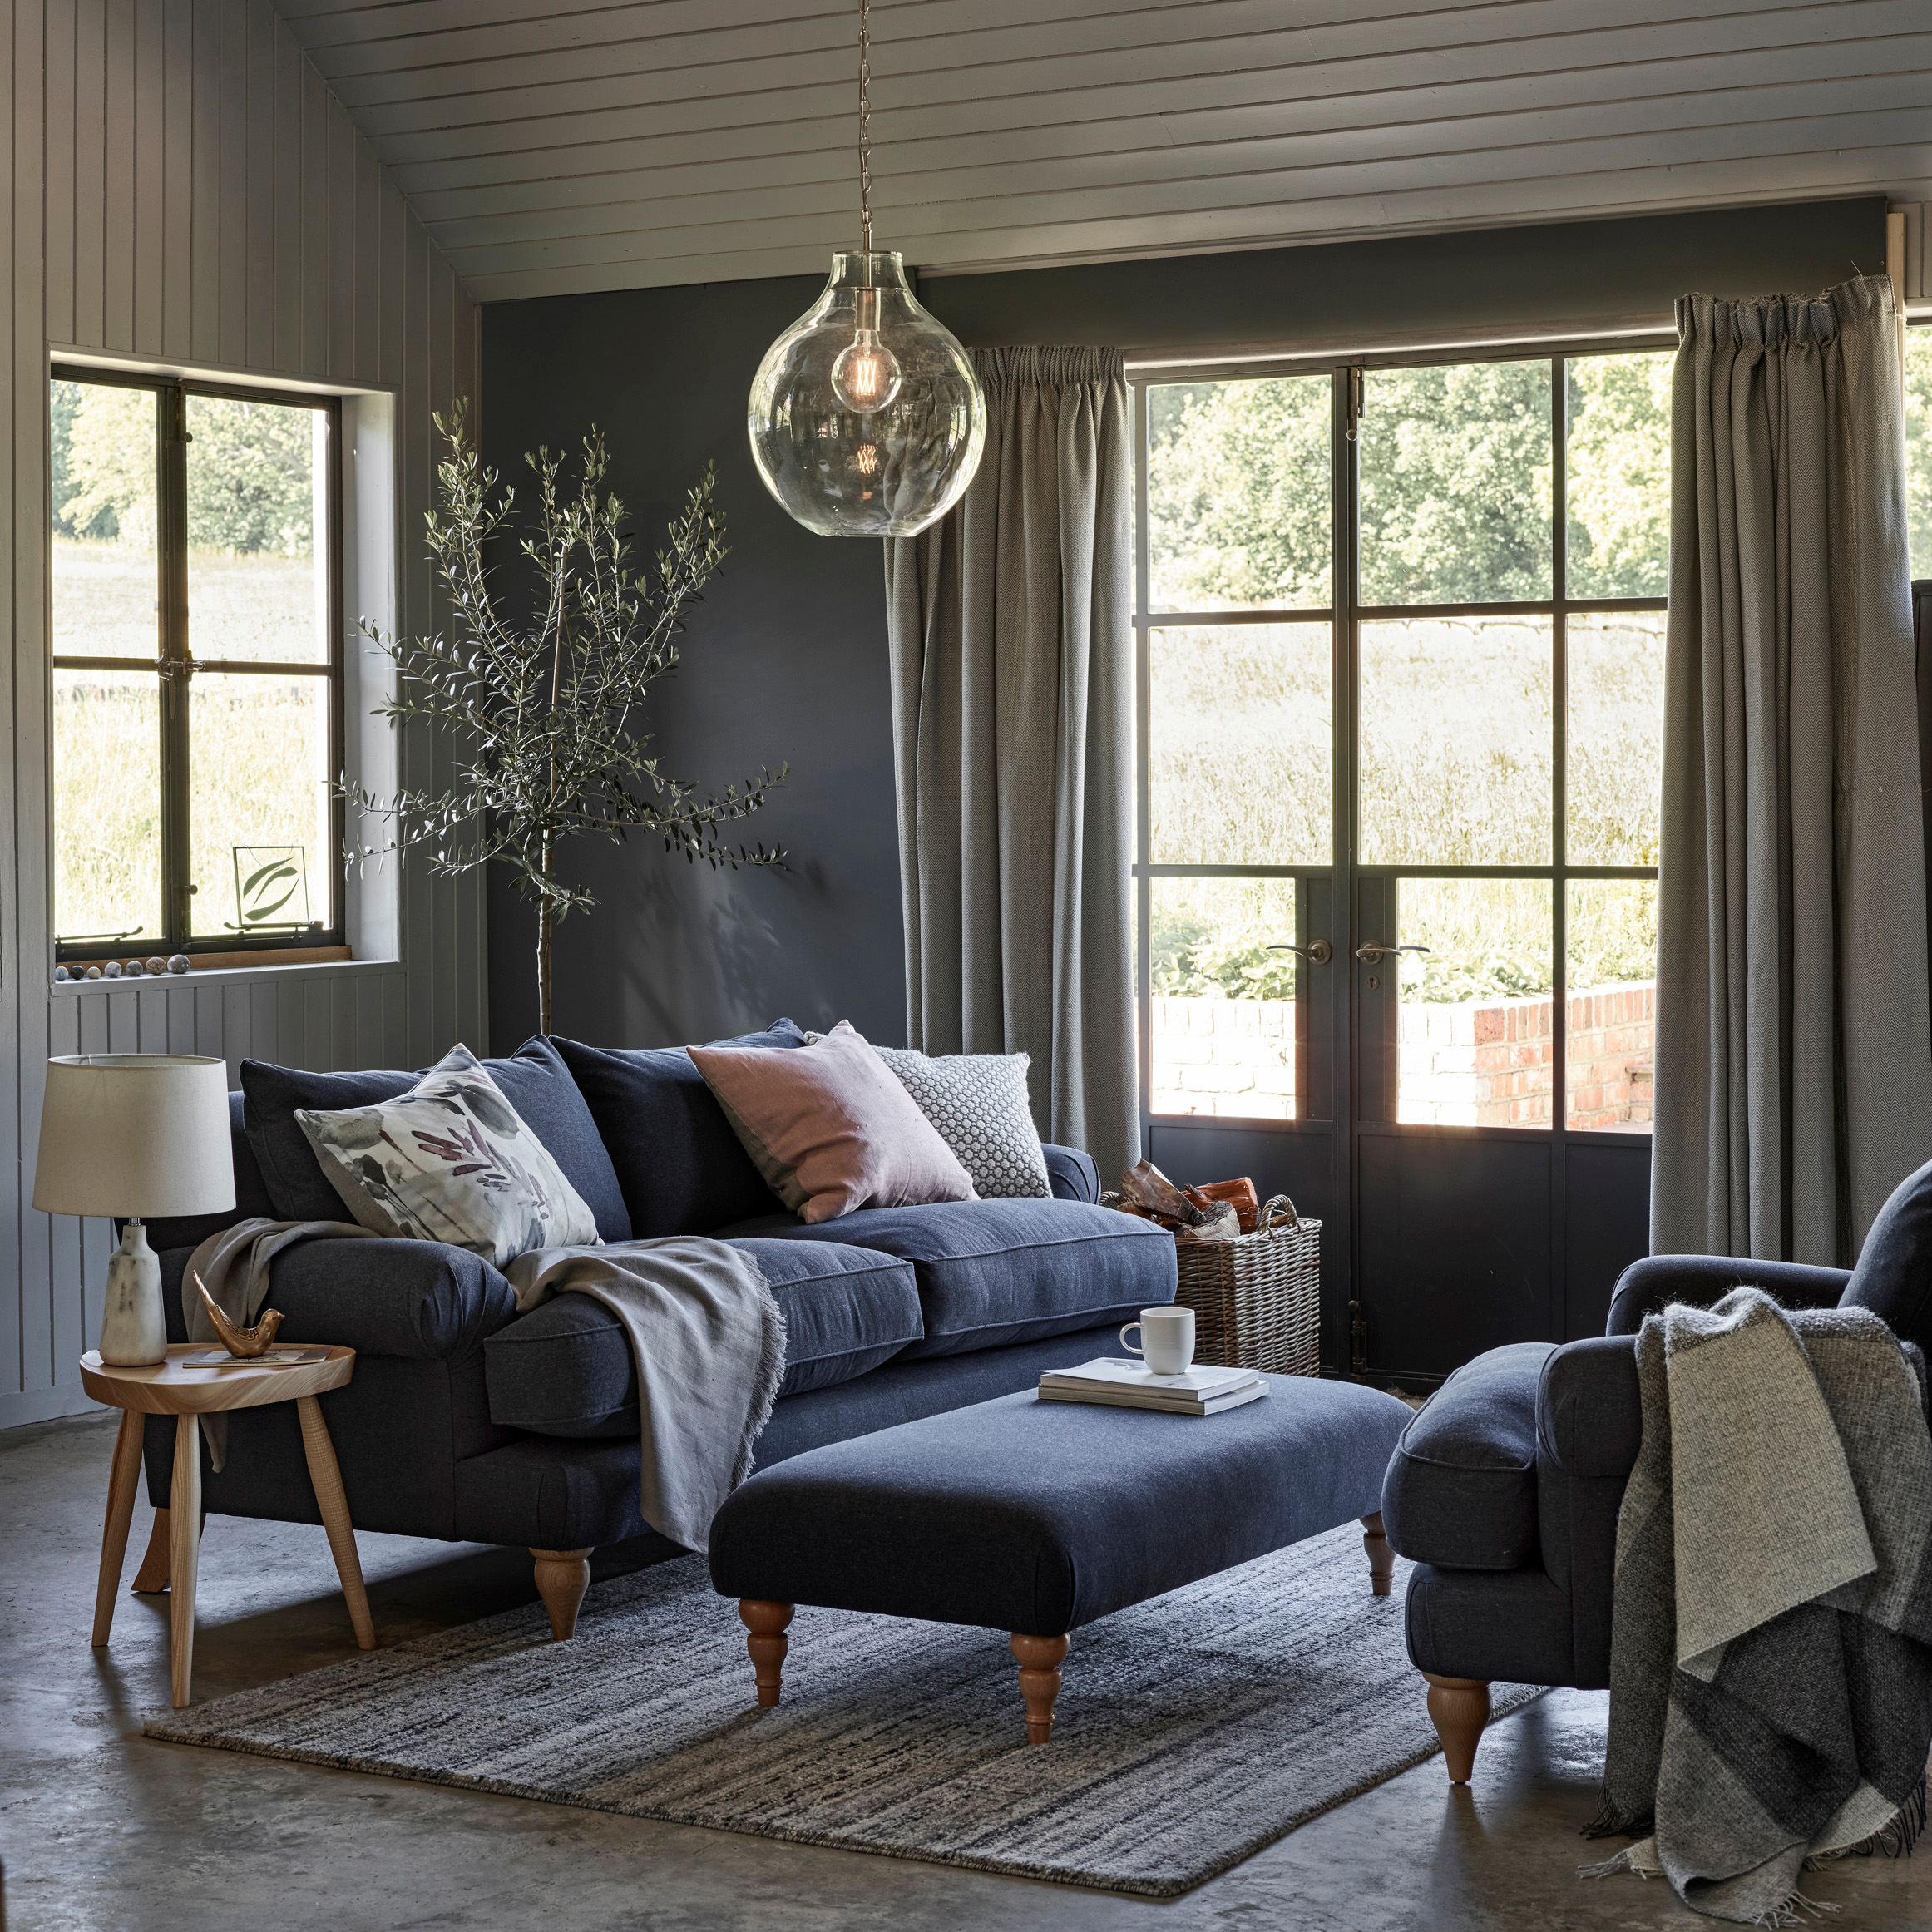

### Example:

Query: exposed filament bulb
xmin=831 ymin=286 xmax=902 ymax=413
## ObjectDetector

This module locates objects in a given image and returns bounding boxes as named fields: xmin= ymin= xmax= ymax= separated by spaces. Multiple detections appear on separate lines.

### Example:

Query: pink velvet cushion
xmin=688 ymin=1020 xmax=977 ymax=1224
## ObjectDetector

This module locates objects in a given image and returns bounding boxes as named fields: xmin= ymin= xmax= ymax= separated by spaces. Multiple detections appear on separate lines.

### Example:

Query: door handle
xmin=1355 ymin=941 xmax=1430 ymax=963
xmin=1267 ymin=940 xmax=1332 ymax=966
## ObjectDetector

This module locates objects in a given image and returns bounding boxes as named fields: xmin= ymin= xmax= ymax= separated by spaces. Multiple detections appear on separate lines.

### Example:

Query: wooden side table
xmin=80 ymin=1343 xmax=374 ymax=1707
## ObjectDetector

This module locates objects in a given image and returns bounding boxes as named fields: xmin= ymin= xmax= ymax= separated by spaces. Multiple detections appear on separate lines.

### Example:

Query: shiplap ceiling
xmin=274 ymin=0 xmax=1932 ymax=304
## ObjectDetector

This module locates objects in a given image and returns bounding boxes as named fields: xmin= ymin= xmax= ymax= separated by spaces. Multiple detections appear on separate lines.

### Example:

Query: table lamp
xmin=33 ymin=1055 xmax=235 ymax=1366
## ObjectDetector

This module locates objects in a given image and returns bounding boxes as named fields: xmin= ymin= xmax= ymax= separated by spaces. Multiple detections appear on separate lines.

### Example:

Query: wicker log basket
xmin=1104 ymin=1192 xmax=1322 ymax=1376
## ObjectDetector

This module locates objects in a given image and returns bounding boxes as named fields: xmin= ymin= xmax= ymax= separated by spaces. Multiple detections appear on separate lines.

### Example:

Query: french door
xmin=1133 ymin=343 xmax=1666 ymax=1384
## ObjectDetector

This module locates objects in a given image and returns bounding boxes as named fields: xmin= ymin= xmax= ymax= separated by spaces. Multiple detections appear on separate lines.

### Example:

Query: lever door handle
xmin=1267 ymin=939 xmax=1332 ymax=966
xmin=1355 ymin=941 xmax=1431 ymax=963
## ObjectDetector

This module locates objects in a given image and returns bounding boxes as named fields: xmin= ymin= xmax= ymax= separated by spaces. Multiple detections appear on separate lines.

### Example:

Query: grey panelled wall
xmin=2 ymin=0 xmax=484 ymax=1430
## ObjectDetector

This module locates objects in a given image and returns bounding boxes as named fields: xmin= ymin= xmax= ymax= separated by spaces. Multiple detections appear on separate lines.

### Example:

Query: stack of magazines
xmin=1038 ymin=1358 xmax=1267 ymax=1416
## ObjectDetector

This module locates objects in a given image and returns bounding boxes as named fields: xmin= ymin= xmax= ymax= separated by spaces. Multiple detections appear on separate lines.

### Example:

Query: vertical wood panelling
xmin=7 ymin=0 xmax=479 ymax=1428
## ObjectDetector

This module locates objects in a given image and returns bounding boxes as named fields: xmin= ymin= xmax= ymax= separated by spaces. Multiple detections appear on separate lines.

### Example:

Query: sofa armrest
xmin=1041 ymin=1143 xmax=1099 ymax=1203
xmin=1381 ymin=1342 xmax=1555 ymax=1570
xmin=1605 ymin=1253 xmax=1850 ymax=1335
xmin=160 ymin=1238 xmax=518 ymax=1362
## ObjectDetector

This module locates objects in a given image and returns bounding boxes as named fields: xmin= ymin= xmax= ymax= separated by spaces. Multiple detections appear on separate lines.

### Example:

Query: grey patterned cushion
xmin=871 ymin=1046 xmax=1050 ymax=1200
xmin=294 ymin=1044 xmax=600 ymax=1265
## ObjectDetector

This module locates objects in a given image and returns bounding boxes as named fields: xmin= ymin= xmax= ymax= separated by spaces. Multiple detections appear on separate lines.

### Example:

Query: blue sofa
xmin=1380 ymin=1159 xmax=1932 ymax=1781
xmin=137 ymin=1021 xmax=1176 ymax=1632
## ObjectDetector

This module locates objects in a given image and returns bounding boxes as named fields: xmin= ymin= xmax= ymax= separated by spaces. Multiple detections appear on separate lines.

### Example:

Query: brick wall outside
xmin=1150 ymin=981 xmax=1654 ymax=1129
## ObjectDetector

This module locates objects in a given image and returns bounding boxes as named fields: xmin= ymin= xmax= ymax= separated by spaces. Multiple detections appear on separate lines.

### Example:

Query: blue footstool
xmin=708 ymin=1373 xmax=1415 ymax=1741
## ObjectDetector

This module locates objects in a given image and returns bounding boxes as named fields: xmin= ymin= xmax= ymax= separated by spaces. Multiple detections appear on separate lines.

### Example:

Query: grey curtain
xmin=883 ymin=346 xmax=1139 ymax=1185
xmin=1653 ymin=275 xmax=1932 ymax=1262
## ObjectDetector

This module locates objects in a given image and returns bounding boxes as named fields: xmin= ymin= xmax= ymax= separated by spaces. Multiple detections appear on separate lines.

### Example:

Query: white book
xmin=1040 ymin=1381 xmax=1269 ymax=1416
xmin=1040 ymin=1356 xmax=1261 ymax=1396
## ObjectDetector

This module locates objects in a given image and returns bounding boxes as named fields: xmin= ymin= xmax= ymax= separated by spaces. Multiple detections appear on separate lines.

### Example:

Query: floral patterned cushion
xmin=295 ymin=1044 xmax=600 ymax=1264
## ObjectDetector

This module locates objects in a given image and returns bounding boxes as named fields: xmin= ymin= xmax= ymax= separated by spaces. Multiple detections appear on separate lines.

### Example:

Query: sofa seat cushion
xmin=242 ymin=1037 xmax=631 ymax=1241
xmin=483 ymin=1237 xmax=924 ymax=1438
xmin=710 ymin=1198 xmax=1177 ymax=1357
xmin=551 ymin=1022 xmax=807 ymax=1239
xmin=1381 ymin=1341 xmax=1557 ymax=1572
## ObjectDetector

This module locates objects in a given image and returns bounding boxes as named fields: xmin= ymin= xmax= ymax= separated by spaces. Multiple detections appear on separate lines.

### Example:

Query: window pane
xmin=1391 ymin=877 xmax=1553 ymax=1129
xmin=185 ymin=396 xmax=330 ymax=665
xmin=1565 ymin=350 xmax=1671 ymax=598
xmin=1147 ymin=376 xmax=1331 ymax=610
xmin=1908 ymin=326 xmax=1932 ymax=578
xmin=1568 ymin=880 xmax=1657 ymax=1133
xmin=1149 ymin=877 xmax=1298 ymax=1120
xmin=51 ymin=378 xmax=158 ymax=661
xmin=189 ymin=673 xmax=332 ymax=937
xmin=1359 ymin=616 xmax=1552 ymax=864
xmin=1150 ymin=623 xmax=1331 ymax=864
xmin=52 ymin=668 xmax=162 ymax=944
xmin=1359 ymin=361 xmax=1552 ymax=604
xmin=1568 ymin=610 xmax=1664 ymax=865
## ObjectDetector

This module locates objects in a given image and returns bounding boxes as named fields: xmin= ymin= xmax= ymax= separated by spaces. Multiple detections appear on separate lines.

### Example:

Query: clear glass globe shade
xmin=749 ymin=251 xmax=986 ymax=538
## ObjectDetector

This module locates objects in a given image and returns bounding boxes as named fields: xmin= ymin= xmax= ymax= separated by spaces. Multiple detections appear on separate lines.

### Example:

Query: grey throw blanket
xmin=186 ymin=1218 xmax=378 ymax=1471
xmin=505 ymin=1241 xmax=785 ymax=1554
xmin=185 ymin=1220 xmax=785 ymax=1553
xmin=1584 ymin=1287 xmax=1932 ymax=1924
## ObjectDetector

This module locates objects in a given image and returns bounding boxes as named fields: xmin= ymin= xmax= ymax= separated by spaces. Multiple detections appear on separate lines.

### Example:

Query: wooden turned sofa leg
xmin=1011 ymin=1633 xmax=1070 ymax=1743
xmin=739 ymin=1599 xmax=794 ymax=1707
xmin=1423 ymin=1673 xmax=1492 ymax=1783
xmin=531 ymin=1548 xmax=592 ymax=1639
xmin=1361 ymin=1510 xmax=1394 ymax=1596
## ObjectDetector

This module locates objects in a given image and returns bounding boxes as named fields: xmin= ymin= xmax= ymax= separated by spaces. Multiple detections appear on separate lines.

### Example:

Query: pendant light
xmin=748 ymin=0 xmax=986 ymax=539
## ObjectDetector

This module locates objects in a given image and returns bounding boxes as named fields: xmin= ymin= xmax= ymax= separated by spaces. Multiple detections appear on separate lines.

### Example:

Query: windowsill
xmin=50 ymin=952 xmax=401 ymax=995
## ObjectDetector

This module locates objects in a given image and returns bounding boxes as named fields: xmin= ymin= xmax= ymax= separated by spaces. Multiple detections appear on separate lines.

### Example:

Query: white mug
xmin=1120 ymin=1305 xmax=1195 ymax=1376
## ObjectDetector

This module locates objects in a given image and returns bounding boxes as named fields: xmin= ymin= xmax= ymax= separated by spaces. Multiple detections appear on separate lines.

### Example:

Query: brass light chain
xmin=857 ymin=0 xmax=874 ymax=254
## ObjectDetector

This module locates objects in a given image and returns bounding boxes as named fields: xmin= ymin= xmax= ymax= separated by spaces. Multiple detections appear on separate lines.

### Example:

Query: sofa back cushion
xmin=1845 ymin=1156 xmax=1932 ymax=1352
xmin=242 ymin=1036 xmax=631 ymax=1240
xmin=551 ymin=1021 xmax=807 ymax=1238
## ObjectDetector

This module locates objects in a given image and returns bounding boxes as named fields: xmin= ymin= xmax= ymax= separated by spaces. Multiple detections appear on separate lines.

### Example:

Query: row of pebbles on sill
xmin=52 ymin=955 xmax=189 ymax=981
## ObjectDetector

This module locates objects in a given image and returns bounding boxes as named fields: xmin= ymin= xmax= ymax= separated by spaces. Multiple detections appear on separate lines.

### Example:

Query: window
xmin=1137 ymin=342 xmax=1669 ymax=1134
xmin=50 ymin=368 xmax=342 ymax=961
xmin=1909 ymin=320 xmax=1932 ymax=579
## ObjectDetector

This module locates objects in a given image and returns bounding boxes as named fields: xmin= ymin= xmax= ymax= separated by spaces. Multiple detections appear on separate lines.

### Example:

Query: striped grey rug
xmin=146 ymin=1524 xmax=1540 ymax=1896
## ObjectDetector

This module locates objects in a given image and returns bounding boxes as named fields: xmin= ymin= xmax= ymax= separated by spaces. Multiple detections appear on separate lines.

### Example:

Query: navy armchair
xmin=1381 ymin=1159 xmax=1932 ymax=1782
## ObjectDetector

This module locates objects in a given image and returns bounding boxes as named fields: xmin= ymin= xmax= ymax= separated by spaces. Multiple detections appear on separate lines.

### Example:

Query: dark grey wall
xmin=480 ymin=195 xmax=1889 ymax=1054
xmin=482 ymin=277 xmax=908 ymax=1054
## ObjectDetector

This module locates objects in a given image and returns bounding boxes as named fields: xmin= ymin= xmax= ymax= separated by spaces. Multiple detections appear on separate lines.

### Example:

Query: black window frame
xmin=49 ymin=363 xmax=345 ymax=964
xmin=1133 ymin=332 xmax=1673 ymax=1144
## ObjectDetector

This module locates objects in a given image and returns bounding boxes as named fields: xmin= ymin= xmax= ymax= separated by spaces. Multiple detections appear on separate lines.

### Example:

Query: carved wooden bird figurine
xmin=193 ymin=1272 xmax=285 ymax=1358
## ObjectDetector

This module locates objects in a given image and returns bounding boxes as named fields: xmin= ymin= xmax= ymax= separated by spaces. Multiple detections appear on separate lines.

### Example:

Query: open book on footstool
xmin=1038 ymin=1358 xmax=1267 ymax=1416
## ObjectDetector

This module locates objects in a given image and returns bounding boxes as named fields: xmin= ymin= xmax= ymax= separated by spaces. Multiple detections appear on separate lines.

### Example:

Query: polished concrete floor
xmin=4 ymin=1411 xmax=1930 ymax=1932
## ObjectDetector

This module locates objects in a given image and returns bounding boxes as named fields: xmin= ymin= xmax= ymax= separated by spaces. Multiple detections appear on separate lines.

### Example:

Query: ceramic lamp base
xmin=99 ymin=1222 xmax=166 ymax=1366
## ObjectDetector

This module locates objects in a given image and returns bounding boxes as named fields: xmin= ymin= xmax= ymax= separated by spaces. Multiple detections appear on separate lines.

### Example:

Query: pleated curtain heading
xmin=1652 ymin=274 xmax=1932 ymax=1263
xmin=882 ymin=346 xmax=1139 ymax=1188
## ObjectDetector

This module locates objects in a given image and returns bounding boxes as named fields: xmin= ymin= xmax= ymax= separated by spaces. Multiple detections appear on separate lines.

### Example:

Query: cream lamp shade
xmin=32 ymin=1054 xmax=235 ymax=1218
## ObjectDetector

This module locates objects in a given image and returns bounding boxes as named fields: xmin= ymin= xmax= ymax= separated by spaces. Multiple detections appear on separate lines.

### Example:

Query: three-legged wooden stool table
xmin=80 ymin=1343 xmax=373 ymax=1707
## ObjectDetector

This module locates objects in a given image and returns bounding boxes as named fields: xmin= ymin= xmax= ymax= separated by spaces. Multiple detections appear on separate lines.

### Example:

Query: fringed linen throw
xmin=1584 ymin=1287 xmax=1932 ymax=1924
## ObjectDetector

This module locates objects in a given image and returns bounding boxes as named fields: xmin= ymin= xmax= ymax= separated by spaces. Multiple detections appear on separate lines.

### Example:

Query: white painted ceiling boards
xmin=274 ymin=0 xmax=1932 ymax=303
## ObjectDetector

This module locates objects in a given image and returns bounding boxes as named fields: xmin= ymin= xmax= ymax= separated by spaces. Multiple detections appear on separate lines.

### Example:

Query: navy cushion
xmin=1844 ymin=1158 xmax=1932 ymax=1353
xmin=709 ymin=1376 xmax=1415 ymax=1633
xmin=240 ymin=1037 xmax=631 ymax=1240
xmin=1381 ymin=1342 xmax=1555 ymax=1572
xmin=142 ymin=1092 xmax=276 ymax=1252
xmin=551 ymin=1022 xmax=807 ymax=1239
xmin=483 ymin=1237 xmax=924 ymax=1439
xmin=711 ymin=1198 xmax=1177 ymax=1356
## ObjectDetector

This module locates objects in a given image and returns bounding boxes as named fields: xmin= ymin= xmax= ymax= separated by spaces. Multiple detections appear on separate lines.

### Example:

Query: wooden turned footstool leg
xmin=739 ymin=1600 xmax=794 ymax=1707
xmin=1361 ymin=1510 xmax=1395 ymax=1596
xmin=1423 ymin=1673 xmax=1492 ymax=1784
xmin=1011 ymin=1633 xmax=1070 ymax=1743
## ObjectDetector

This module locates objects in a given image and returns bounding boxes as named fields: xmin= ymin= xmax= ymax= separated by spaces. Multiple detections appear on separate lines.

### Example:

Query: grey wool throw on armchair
xmin=883 ymin=345 xmax=1139 ymax=1188
xmin=1584 ymin=1287 xmax=1932 ymax=1924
